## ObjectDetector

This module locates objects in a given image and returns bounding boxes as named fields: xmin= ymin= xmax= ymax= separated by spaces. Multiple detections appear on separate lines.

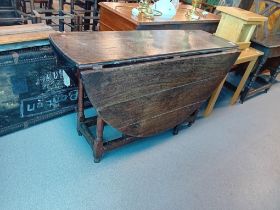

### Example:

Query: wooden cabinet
xmin=99 ymin=2 xmax=220 ymax=33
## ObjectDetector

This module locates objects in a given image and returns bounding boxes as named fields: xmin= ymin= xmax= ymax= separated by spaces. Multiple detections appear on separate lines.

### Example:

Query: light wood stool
xmin=204 ymin=48 xmax=264 ymax=117
xmin=204 ymin=7 xmax=267 ymax=117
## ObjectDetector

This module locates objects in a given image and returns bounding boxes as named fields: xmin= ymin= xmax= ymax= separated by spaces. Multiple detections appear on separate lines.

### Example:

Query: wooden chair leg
xmin=230 ymin=58 xmax=258 ymax=105
xmin=204 ymin=76 xmax=227 ymax=117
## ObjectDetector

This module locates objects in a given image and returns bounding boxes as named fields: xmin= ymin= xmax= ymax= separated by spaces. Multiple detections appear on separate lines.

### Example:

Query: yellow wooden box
xmin=215 ymin=6 xmax=267 ymax=49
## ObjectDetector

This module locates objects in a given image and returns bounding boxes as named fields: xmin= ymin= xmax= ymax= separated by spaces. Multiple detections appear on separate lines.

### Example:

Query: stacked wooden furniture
xmin=50 ymin=30 xmax=239 ymax=162
xmin=29 ymin=0 xmax=99 ymax=31
xmin=21 ymin=0 xmax=53 ymax=13
xmin=204 ymin=6 xmax=267 ymax=116
xmin=0 ymin=0 xmax=30 ymax=26
xmin=240 ymin=34 xmax=280 ymax=102
xmin=240 ymin=0 xmax=280 ymax=102
xmin=29 ymin=0 xmax=71 ymax=31
xmin=98 ymin=2 xmax=220 ymax=33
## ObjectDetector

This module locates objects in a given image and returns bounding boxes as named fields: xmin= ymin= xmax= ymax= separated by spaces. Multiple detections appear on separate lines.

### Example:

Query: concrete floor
xmin=1 ymin=81 xmax=280 ymax=210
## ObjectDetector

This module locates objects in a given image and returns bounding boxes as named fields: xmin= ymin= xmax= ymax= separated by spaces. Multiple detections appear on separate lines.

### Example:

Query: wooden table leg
xmin=204 ymin=76 xmax=227 ymax=117
xmin=77 ymin=72 xmax=85 ymax=135
xmin=94 ymin=117 xmax=104 ymax=163
xmin=230 ymin=58 xmax=258 ymax=105
xmin=240 ymin=54 xmax=268 ymax=103
xmin=269 ymin=64 xmax=280 ymax=83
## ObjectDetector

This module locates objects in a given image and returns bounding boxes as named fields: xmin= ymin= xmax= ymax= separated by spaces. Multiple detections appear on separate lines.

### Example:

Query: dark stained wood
xmin=99 ymin=2 xmax=220 ymax=33
xmin=253 ymin=34 xmax=280 ymax=60
xmin=99 ymin=4 xmax=137 ymax=31
xmin=121 ymin=104 xmax=200 ymax=137
xmin=241 ymin=33 xmax=280 ymax=101
xmin=81 ymin=52 xmax=236 ymax=108
xmin=0 ymin=24 xmax=56 ymax=45
xmin=81 ymin=51 xmax=239 ymax=137
xmin=51 ymin=30 xmax=240 ymax=161
xmin=49 ymin=30 xmax=236 ymax=69
xmin=238 ymin=0 xmax=255 ymax=10
xmin=254 ymin=33 xmax=280 ymax=48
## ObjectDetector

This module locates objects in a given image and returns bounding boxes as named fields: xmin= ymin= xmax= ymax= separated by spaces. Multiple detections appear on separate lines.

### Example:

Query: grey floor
xmin=1 ymin=81 xmax=280 ymax=210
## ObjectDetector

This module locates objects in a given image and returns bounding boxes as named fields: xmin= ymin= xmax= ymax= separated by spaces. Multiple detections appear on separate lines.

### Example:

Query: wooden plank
xmin=0 ymin=23 xmax=53 ymax=36
xmin=99 ymin=6 xmax=137 ymax=31
xmin=234 ymin=47 xmax=263 ymax=64
xmin=99 ymin=22 xmax=114 ymax=31
xmin=120 ymin=103 xmax=201 ymax=137
xmin=49 ymin=30 xmax=237 ymax=68
xmin=236 ymin=42 xmax=251 ymax=50
xmin=0 ymin=23 xmax=56 ymax=45
xmin=217 ymin=6 xmax=268 ymax=22
xmin=0 ymin=40 xmax=50 ymax=52
xmin=97 ymin=76 xmax=224 ymax=134
xmin=81 ymin=51 xmax=239 ymax=108
xmin=253 ymin=33 xmax=280 ymax=48
xmin=269 ymin=46 xmax=280 ymax=57
xmin=0 ymin=31 xmax=55 ymax=45
xmin=98 ymin=2 xmax=138 ymax=26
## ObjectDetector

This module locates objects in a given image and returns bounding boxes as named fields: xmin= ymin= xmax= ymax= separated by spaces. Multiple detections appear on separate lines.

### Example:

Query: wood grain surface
xmin=49 ymin=30 xmax=236 ymax=68
xmin=253 ymin=33 xmax=280 ymax=48
xmin=0 ymin=23 xmax=56 ymax=45
xmin=217 ymin=6 xmax=268 ymax=22
xmin=234 ymin=47 xmax=263 ymax=64
xmin=99 ymin=2 xmax=220 ymax=25
xmin=81 ymin=51 xmax=239 ymax=137
xmin=99 ymin=2 xmax=220 ymax=33
xmin=51 ymin=30 xmax=239 ymax=137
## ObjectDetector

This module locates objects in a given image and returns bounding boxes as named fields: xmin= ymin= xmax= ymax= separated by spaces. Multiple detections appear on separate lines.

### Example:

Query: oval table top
xmin=49 ymin=30 xmax=237 ymax=69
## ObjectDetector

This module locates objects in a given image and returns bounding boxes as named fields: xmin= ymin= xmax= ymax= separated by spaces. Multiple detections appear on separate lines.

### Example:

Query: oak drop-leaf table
xmin=50 ymin=30 xmax=239 ymax=162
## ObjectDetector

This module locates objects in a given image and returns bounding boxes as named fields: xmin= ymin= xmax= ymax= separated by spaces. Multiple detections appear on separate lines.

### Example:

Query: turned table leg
xmin=94 ymin=117 xmax=105 ymax=163
xmin=77 ymin=73 xmax=85 ymax=136
xmin=240 ymin=55 xmax=268 ymax=103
